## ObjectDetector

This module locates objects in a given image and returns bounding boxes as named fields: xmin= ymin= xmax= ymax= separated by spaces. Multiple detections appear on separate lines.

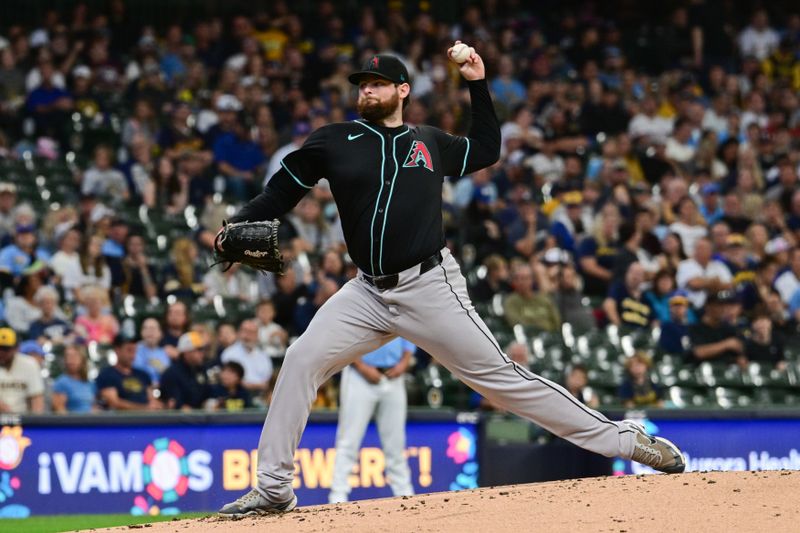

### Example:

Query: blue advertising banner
xmin=613 ymin=418 xmax=800 ymax=475
xmin=0 ymin=420 xmax=479 ymax=518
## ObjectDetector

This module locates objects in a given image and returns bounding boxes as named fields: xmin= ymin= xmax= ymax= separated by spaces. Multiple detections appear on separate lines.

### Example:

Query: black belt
xmin=361 ymin=251 xmax=443 ymax=291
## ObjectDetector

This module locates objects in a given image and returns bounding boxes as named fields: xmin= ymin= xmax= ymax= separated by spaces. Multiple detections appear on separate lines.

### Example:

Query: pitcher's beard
xmin=357 ymin=92 xmax=400 ymax=122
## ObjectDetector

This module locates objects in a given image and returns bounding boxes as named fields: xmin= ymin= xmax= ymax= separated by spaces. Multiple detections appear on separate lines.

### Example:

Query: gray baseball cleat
xmin=624 ymin=420 xmax=686 ymax=474
xmin=218 ymin=489 xmax=297 ymax=518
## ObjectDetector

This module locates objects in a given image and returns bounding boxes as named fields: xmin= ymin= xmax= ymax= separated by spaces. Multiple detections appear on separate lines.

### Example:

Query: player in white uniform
xmin=328 ymin=338 xmax=415 ymax=503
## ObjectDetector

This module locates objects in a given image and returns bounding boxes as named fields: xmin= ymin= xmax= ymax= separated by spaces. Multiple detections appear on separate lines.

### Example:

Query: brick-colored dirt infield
xmin=102 ymin=471 xmax=798 ymax=533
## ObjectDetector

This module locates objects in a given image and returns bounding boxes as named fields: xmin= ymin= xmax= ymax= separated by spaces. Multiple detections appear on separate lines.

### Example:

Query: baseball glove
xmin=212 ymin=219 xmax=284 ymax=274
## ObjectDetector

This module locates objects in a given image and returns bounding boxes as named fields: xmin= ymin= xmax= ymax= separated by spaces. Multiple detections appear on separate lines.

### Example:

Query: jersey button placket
xmin=374 ymin=140 xmax=395 ymax=274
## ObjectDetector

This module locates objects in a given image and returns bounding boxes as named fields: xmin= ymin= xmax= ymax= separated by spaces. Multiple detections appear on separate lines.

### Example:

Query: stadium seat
xmin=587 ymin=385 xmax=618 ymax=406
xmin=696 ymin=362 xmax=746 ymax=387
xmin=587 ymin=365 xmax=622 ymax=388
xmin=482 ymin=315 xmax=509 ymax=335
xmin=746 ymin=362 xmax=792 ymax=388
xmin=668 ymin=386 xmax=708 ymax=408
xmin=753 ymin=387 xmax=796 ymax=405
xmin=712 ymin=387 xmax=753 ymax=409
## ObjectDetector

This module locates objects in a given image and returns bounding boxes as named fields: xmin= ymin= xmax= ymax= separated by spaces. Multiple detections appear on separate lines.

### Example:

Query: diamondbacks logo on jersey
xmin=403 ymin=141 xmax=434 ymax=172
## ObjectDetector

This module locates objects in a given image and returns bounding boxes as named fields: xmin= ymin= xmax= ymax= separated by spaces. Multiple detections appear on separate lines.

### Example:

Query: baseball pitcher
xmin=218 ymin=43 xmax=685 ymax=517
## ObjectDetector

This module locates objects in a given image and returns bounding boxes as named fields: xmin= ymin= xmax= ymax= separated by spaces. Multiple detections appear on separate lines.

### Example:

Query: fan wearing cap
xmin=96 ymin=333 xmax=162 ymax=411
xmin=687 ymin=290 xmax=747 ymax=366
xmin=72 ymin=65 xmax=102 ymax=119
xmin=549 ymin=191 xmax=587 ymax=255
xmin=211 ymin=105 xmax=266 ymax=201
xmin=0 ymin=328 xmax=44 ymax=414
xmin=204 ymin=94 xmax=243 ymax=147
xmin=658 ymin=290 xmax=692 ymax=355
xmin=159 ymin=331 xmax=212 ymax=410
xmin=0 ymin=223 xmax=51 ymax=278
xmin=719 ymin=233 xmax=757 ymax=289
xmin=698 ymin=183 xmax=724 ymax=224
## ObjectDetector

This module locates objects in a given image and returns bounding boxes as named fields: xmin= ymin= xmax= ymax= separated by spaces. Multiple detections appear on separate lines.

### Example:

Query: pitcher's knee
xmin=281 ymin=344 xmax=335 ymax=388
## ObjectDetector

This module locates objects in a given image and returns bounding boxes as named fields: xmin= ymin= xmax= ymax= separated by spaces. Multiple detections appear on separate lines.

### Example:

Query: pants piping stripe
xmin=437 ymin=262 xmax=629 ymax=432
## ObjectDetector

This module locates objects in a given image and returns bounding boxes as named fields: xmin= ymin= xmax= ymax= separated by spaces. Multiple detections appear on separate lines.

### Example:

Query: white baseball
xmin=450 ymin=43 xmax=471 ymax=64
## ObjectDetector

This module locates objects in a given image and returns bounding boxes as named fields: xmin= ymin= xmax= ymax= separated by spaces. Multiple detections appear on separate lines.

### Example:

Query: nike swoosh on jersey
xmin=348 ymin=133 xmax=365 ymax=141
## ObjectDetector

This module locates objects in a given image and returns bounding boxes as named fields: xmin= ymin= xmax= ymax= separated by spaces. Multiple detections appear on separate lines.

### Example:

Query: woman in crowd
xmin=645 ymin=269 xmax=678 ymax=324
xmin=470 ymin=254 xmax=511 ymax=303
xmin=669 ymin=196 xmax=708 ymax=257
xmin=73 ymin=285 xmax=119 ymax=344
xmin=5 ymin=270 xmax=45 ymax=333
xmin=51 ymin=344 xmax=96 ymax=413
xmin=318 ymin=249 xmax=347 ymax=288
xmin=121 ymin=233 xmax=158 ymax=299
xmin=162 ymin=238 xmax=204 ymax=299
xmin=78 ymin=233 xmax=111 ymax=290
xmin=657 ymin=232 xmax=688 ymax=272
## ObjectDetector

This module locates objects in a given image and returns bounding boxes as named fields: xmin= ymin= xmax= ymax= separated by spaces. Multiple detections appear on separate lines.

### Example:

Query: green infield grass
xmin=3 ymin=512 xmax=209 ymax=532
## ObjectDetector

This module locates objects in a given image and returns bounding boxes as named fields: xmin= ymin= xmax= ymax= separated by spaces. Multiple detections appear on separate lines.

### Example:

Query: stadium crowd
xmin=0 ymin=0 xmax=799 ymax=414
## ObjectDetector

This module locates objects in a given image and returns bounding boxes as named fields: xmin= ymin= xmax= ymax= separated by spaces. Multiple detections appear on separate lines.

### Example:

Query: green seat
xmin=753 ymin=387 xmax=794 ymax=405
xmin=785 ymin=345 xmax=800 ymax=363
xmin=667 ymin=385 xmax=708 ymax=408
xmin=483 ymin=315 xmax=510 ymax=335
xmin=711 ymin=387 xmax=753 ymax=409
xmin=655 ymin=359 xmax=679 ymax=387
xmin=746 ymin=362 xmax=792 ymax=388
xmin=536 ymin=367 xmax=562 ymax=383
xmin=696 ymin=362 xmax=745 ymax=387
xmin=192 ymin=303 xmax=221 ymax=326
xmin=673 ymin=363 xmax=699 ymax=386
xmin=587 ymin=365 xmax=622 ymax=387
xmin=439 ymin=368 xmax=471 ymax=409
xmin=465 ymin=267 xmax=484 ymax=290
xmin=492 ymin=330 xmax=515 ymax=351
xmin=592 ymin=385 xmax=620 ymax=407
xmin=473 ymin=301 xmax=492 ymax=317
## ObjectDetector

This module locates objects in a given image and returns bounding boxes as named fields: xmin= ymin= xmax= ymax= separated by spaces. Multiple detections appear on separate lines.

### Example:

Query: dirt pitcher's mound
xmin=106 ymin=471 xmax=798 ymax=532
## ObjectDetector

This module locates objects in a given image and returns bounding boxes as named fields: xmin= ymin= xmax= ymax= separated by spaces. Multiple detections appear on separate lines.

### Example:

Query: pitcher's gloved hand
xmin=212 ymin=219 xmax=284 ymax=274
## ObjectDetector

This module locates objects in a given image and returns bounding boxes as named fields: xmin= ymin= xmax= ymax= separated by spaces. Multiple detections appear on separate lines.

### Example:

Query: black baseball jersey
xmin=231 ymin=79 xmax=500 ymax=275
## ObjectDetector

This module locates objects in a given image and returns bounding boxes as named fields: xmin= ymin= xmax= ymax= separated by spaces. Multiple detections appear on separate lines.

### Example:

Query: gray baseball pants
xmin=255 ymin=247 xmax=637 ymax=504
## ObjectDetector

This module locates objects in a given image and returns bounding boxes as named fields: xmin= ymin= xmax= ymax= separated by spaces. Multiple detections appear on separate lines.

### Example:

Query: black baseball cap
xmin=348 ymin=54 xmax=410 ymax=86
xmin=707 ymin=290 xmax=738 ymax=305
xmin=113 ymin=332 xmax=139 ymax=346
